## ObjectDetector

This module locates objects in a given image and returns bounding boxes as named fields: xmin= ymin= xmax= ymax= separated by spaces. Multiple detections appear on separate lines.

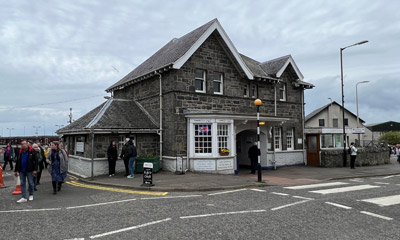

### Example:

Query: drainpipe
xmin=301 ymin=88 xmax=306 ymax=164
xmin=155 ymin=71 xmax=163 ymax=166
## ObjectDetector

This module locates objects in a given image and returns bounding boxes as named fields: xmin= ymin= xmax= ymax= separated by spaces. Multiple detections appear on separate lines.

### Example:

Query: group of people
xmin=389 ymin=145 xmax=400 ymax=163
xmin=107 ymin=138 xmax=137 ymax=178
xmin=2 ymin=140 xmax=69 ymax=203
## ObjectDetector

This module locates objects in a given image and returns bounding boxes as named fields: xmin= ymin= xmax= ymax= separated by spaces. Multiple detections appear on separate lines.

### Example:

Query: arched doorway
xmin=236 ymin=129 xmax=267 ymax=173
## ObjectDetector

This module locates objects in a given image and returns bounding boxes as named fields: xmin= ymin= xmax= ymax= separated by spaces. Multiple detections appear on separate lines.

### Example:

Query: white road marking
xmin=0 ymin=208 xmax=61 ymax=213
xmin=349 ymin=179 xmax=364 ymax=183
xmin=381 ymin=176 xmax=394 ymax=179
xmin=89 ymin=218 xmax=171 ymax=239
xmin=325 ymin=202 xmax=352 ymax=210
xmin=284 ymin=182 xmax=348 ymax=190
xmin=180 ymin=210 xmax=266 ymax=219
xmin=208 ymin=189 xmax=247 ymax=196
xmin=293 ymin=196 xmax=314 ymax=200
xmin=66 ymin=198 xmax=137 ymax=209
xmin=373 ymin=182 xmax=390 ymax=185
xmin=271 ymin=192 xmax=289 ymax=196
xmin=65 ymin=238 xmax=85 ymax=240
xmin=361 ymin=194 xmax=400 ymax=207
xmin=309 ymin=185 xmax=380 ymax=195
xmin=271 ymin=200 xmax=310 ymax=211
xmin=250 ymin=188 xmax=266 ymax=192
xmin=360 ymin=211 xmax=393 ymax=221
xmin=140 ymin=195 xmax=202 ymax=200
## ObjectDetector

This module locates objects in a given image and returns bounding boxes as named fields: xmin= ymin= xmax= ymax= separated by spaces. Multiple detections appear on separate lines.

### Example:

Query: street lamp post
xmin=356 ymin=81 xmax=369 ymax=146
xmin=340 ymin=40 xmax=368 ymax=167
xmin=254 ymin=99 xmax=262 ymax=182
xmin=6 ymin=128 xmax=14 ymax=137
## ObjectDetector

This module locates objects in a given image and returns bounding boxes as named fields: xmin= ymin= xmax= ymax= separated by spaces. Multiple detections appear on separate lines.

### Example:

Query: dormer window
xmin=279 ymin=83 xmax=286 ymax=101
xmin=213 ymin=73 xmax=223 ymax=95
xmin=195 ymin=69 xmax=206 ymax=93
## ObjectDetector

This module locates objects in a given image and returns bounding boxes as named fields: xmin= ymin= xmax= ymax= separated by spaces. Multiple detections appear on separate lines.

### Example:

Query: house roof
xmin=365 ymin=121 xmax=400 ymax=132
xmin=57 ymin=98 xmax=158 ymax=134
xmin=106 ymin=18 xmax=313 ymax=92
xmin=305 ymin=101 xmax=365 ymax=123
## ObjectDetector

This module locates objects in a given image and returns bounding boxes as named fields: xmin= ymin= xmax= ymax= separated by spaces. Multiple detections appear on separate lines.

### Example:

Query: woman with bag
xmin=107 ymin=141 xmax=118 ymax=177
xmin=46 ymin=141 xmax=68 ymax=195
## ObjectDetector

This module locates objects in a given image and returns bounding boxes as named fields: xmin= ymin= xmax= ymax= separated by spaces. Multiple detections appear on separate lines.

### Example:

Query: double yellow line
xmin=66 ymin=180 xmax=168 ymax=196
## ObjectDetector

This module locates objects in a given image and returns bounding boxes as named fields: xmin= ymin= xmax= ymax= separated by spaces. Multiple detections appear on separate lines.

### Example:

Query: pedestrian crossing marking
xmin=309 ymin=184 xmax=380 ymax=195
xmin=373 ymin=182 xmax=390 ymax=185
xmin=66 ymin=181 xmax=168 ymax=196
xmin=360 ymin=211 xmax=393 ymax=221
xmin=284 ymin=182 xmax=348 ymax=190
xmin=361 ymin=194 xmax=400 ymax=207
xmin=325 ymin=202 xmax=352 ymax=210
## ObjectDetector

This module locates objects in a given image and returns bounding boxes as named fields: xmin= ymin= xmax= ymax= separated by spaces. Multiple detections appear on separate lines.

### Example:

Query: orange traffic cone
xmin=0 ymin=166 xmax=6 ymax=188
xmin=12 ymin=175 xmax=22 ymax=195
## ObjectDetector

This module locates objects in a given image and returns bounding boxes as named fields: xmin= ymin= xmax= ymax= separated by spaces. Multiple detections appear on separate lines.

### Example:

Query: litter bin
xmin=135 ymin=157 xmax=160 ymax=173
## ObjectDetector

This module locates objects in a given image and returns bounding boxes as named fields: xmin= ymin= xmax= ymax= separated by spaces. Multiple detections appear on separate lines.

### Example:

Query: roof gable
xmin=260 ymin=55 xmax=304 ymax=80
xmin=305 ymin=101 xmax=365 ymax=123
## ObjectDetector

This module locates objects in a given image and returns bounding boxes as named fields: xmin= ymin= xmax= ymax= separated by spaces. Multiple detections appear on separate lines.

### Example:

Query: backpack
xmin=348 ymin=147 xmax=352 ymax=154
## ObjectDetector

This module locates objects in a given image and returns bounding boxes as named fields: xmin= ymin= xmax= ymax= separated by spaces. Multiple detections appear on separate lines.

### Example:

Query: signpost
xmin=352 ymin=128 xmax=365 ymax=134
xmin=141 ymin=162 xmax=154 ymax=187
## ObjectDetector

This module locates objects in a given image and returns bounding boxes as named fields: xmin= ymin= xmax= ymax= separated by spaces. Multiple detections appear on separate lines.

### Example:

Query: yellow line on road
xmin=65 ymin=181 xmax=168 ymax=196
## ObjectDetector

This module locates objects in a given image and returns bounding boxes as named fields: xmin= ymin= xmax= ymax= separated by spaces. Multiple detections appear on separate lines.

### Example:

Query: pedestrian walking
xmin=44 ymin=145 xmax=50 ymax=168
xmin=107 ymin=141 xmax=118 ymax=176
xmin=127 ymin=140 xmax=137 ymax=179
xmin=248 ymin=142 xmax=259 ymax=174
xmin=32 ymin=144 xmax=45 ymax=190
xmin=120 ymin=138 xmax=130 ymax=177
xmin=14 ymin=140 xmax=38 ymax=203
xmin=2 ymin=143 xmax=14 ymax=171
xmin=59 ymin=142 xmax=69 ymax=158
xmin=46 ymin=141 xmax=68 ymax=195
xmin=349 ymin=142 xmax=358 ymax=169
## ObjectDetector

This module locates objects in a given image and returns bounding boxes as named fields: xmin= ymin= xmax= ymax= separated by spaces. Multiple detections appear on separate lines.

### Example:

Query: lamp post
xmin=254 ymin=99 xmax=262 ymax=182
xmin=340 ymin=40 xmax=368 ymax=167
xmin=356 ymin=81 xmax=369 ymax=145
xmin=6 ymin=128 xmax=14 ymax=137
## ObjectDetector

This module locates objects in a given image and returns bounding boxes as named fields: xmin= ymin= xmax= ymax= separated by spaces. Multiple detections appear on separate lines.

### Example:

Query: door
xmin=306 ymin=134 xmax=320 ymax=166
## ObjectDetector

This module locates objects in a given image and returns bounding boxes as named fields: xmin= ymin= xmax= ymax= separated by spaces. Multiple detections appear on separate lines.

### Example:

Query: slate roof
xmin=239 ymin=54 xmax=277 ymax=80
xmin=57 ymin=98 xmax=158 ymax=134
xmin=365 ymin=121 xmax=400 ymax=132
xmin=260 ymin=55 xmax=291 ymax=75
xmin=305 ymin=101 xmax=365 ymax=123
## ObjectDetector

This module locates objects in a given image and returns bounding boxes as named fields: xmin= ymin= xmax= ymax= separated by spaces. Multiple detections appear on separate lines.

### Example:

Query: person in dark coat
xmin=107 ymin=141 xmax=118 ymax=177
xmin=35 ymin=142 xmax=46 ymax=185
xmin=120 ymin=138 xmax=131 ymax=177
xmin=127 ymin=140 xmax=137 ymax=179
xmin=2 ymin=143 xmax=14 ymax=170
xmin=14 ymin=140 xmax=38 ymax=203
xmin=248 ymin=142 xmax=260 ymax=174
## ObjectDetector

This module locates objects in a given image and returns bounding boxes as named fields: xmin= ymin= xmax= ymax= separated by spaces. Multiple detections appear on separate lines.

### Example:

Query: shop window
xmin=217 ymin=124 xmax=229 ymax=154
xmin=194 ymin=124 xmax=212 ymax=154
xmin=195 ymin=69 xmax=206 ymax=93
xmin=286 ymin=128 xmax=294 ymax=150
xmin=321 ymin=134 xmax=334 ymax=148
xmin=274 ymin=127 xmax=282 ymax=151
xmin=333 ymin=118 xmax=338 ymax=128
xmin=319 ymin=119 xmax=325 ymax=127
xmin=213 ymin=73 xmax=223 ymax=95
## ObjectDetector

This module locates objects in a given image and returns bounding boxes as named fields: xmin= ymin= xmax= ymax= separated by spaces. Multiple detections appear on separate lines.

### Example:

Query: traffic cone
xmin=12 ymin=175 xmax=22 ymax=195
xmin=0 ymin=166 xmax=6 ymax=188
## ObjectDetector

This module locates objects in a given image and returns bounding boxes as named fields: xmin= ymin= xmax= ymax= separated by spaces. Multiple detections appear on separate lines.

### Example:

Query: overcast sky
xmin=1 ymin=0 xmax=399 ymax=137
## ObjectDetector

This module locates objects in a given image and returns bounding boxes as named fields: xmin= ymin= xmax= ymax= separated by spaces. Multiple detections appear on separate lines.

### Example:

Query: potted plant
xmin=220 ymin=148 xmax=230 ymax=156
xmin=135 ymin=154 xmax=160 ymax=173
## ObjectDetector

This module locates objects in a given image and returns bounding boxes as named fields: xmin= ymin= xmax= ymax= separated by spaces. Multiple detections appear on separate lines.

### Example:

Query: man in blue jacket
xmin=14 ymin=140 xmax=38 ymax=203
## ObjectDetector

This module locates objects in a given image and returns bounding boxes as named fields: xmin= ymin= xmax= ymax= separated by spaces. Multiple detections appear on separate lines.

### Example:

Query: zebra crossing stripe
xmin=284 ymin=182 xmax=348 ymax=190
xmin=309 ymin=185 xmax=380 ymax=195
xmin=361 ymin=194 xmax=400 ymax=207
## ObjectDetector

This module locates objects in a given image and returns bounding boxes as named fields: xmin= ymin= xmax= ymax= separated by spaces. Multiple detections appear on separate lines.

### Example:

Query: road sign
xmin=141 ymin=162 xmax=154 ymax=187
xmin=352 ymin=128 xmax=365 ymax=134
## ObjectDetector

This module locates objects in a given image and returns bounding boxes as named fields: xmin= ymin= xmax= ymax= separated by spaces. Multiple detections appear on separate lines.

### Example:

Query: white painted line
xmin=293 ymin=196 xmax=314 ymax=200
xmin=140 ymin=195 xmax=202 ymax=200
xmin=180 ymin=210 xmax=266 ymax=219
xmin=271 ymin=200 xmax=310 ymax=211
xmin=250 ymin=188 xmax=266 ymax=192
xmin=381 ymin=176 xmax=394 ymax=179
xmin=284 ymin=182 xmax=348 ymax=190
xmin=325 ymin=202 xmax=352 ymax=210
xmin=360 ymin=211 xmax=393 ymax=221
xmin=208 ymin=189 xmax=247 ymax=196
xmin=349 ymin=179 xmax=364 ymax=183
xmin=361 ymin=194 xmax=400 ymax=207
xmin=0 ymin=208 xmax=62 ymax=213
xmin=373 ymin=182 xmax=390 ymax=185
xmin=66 ymin=198 xmax=137 ymax=210
xmin=65 ymin=238 xmax=84 ymax=240
xmin=309 ymin=185 xmax=380 ymax=195
xmin=89 ymin=218 xmax=171 ymax=239
xmin=271 ymin=192 xmax=289 ymax=196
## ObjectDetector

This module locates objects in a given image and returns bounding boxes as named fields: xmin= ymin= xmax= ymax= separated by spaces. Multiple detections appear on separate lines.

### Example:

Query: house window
xmin=217 ymin=124 xmax=229 ymax=154
xmin=251 ymin=85 xmax=257 ymax=98
xmin=279 ymin=83 xmax=286 ymax=101
xmin=244 ymin=84 xmax=249 ymax=97
xmin=333 ymin=118 xmax=338 ymax=128
xmin=213 ymin=73 xmax=223 ymax=94
xmin=344 ymin=118 xmax=349 ymax=126
xmin=286 ymin=128 xmax=294 ymax=150
xmin=195 ymin=69 xmax=206 ymax=93
xmin=194 ymin=124 xmax=212 ymax=154
xmin=319 ymin=119 xmax=325 ymax=127
xmin=274 ymin=127 xmax=282 ymax=151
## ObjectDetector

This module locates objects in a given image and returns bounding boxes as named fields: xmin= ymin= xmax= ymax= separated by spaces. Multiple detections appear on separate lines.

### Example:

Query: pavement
xmin=76 ymin=155 xmax=400 ymax=192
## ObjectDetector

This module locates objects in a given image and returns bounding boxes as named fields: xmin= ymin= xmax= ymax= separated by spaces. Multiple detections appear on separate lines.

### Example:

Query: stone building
xmin=58 ymin=19 xmax=313 ymax=177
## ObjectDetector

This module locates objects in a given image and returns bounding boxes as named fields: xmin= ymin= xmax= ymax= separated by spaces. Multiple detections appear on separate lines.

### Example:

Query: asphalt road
xmin=1 ymin=170 xmax=400 ymax=240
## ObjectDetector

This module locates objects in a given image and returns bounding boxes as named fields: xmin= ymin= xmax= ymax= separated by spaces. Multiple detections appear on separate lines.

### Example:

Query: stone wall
xmin=320 ymin=147 xmax=390 ymax=167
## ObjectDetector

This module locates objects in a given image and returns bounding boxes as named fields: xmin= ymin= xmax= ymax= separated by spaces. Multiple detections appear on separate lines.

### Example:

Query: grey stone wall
xmin=320 ymin=147 xmax=390 ymax=167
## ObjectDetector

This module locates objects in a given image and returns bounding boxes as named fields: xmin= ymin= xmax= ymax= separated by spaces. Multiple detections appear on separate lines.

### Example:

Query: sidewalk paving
xmin=77 ymin=156 xmax=400 ymax=192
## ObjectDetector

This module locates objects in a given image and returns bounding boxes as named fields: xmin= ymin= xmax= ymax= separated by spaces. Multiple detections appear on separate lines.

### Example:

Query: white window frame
xmin=195 ymin=69 xmax=206 ymax=93
xmin=244 ymin=84 xmax=249 ymax=97
xmin=213 ymin=73 xmax=223 ymax=95
xmin=194 ymin=124 xmax=213 ymax=155
xmin=286 ymin=128 xmax=294 ymax=151
xmin=279 ymin=83 xmax=286 ymax=101
xmin=274 ymin=127 xmax=282 ymax=151
xmin=217 ymin=124 xmax=229 ymax=154
xmin=251 ymin=84 xmax=257 ymax=98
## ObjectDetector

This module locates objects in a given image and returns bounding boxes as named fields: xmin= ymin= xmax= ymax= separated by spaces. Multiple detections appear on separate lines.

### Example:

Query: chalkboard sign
xmin=142 ymin=162 xmax=154 ymax=187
